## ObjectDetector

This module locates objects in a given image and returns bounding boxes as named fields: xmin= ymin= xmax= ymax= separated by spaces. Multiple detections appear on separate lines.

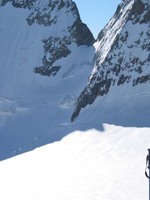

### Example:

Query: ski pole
xmin=148 ymin=149 xmax=150 ymax=200
xmin=145 ymin=149 xmax=150 ymax=200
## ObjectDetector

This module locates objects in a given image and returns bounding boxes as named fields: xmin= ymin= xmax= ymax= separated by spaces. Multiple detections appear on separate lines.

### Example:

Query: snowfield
xmin=0 ymin=124 xmax=149 ymax=200
xmin=0 ymin=1 xmax=150 ymax=198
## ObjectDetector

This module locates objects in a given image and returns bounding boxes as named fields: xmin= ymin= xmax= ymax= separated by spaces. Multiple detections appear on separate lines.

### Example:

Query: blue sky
xmin=74 ymin=0 xmax=121 ymax=38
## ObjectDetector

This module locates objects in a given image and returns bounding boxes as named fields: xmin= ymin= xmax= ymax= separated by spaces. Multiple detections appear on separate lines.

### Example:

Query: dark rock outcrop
xmin=1 ymin=0 xmax=95 ymax=77
xmin=71 ymin=0 xmax=150 ymax=121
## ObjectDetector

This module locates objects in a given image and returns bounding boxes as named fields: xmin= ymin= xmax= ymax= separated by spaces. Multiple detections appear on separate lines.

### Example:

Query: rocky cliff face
xmin=1 ymin=0 xmax=94 ymax=76
xmin=71 ymin=0 xmax=150 ymax=121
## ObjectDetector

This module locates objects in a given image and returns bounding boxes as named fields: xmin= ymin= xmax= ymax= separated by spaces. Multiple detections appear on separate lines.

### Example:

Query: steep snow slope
xmin=0 ymin=0 xmax=95 ymax=160
xmin=0 ymin=124 xmax=150 ymax=200
xmin=72 ymin=0 xmax=150 ymax=123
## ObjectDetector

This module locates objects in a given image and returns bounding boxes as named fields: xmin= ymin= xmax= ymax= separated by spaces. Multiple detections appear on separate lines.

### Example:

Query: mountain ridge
xmin=0 ymin=0 xmax=150 ymax=160
xmin=71 ymin=0 xmax=150 ymax=121
xmin=1 ymin=0 xmax=95 ymax=77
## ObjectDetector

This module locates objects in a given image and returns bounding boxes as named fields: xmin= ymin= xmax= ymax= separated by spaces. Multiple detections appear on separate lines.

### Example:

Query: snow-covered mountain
xmin=0 ymin=0 xmax=94 ymax=80
xmin=71 ymin=0 xmax=150 ymax=124
xmin=0 ymin=0 xmax=95 ymax=160
xmin=0 ymin=0 xmax=150 ymax=160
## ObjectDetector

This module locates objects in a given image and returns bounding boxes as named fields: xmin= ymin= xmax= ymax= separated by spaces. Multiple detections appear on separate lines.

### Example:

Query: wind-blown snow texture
xmin=0 ymin=0 xmax=150 ymax=160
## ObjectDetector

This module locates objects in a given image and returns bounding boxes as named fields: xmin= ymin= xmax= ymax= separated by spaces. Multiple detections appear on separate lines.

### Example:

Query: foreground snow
xmin=0 ymin=124 xmax=149 ymax=200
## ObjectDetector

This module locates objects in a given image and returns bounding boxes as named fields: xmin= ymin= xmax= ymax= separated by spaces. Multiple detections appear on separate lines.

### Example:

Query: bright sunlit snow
xmin=0 ymin=124 xmax=149 ymax=200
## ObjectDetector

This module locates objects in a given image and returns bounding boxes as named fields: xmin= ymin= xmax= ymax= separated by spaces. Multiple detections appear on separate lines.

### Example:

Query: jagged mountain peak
xmin=0 ymin=0 xmax=95 ymax=77
xmin=71 ymin=0 xmax=150 ymax=122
